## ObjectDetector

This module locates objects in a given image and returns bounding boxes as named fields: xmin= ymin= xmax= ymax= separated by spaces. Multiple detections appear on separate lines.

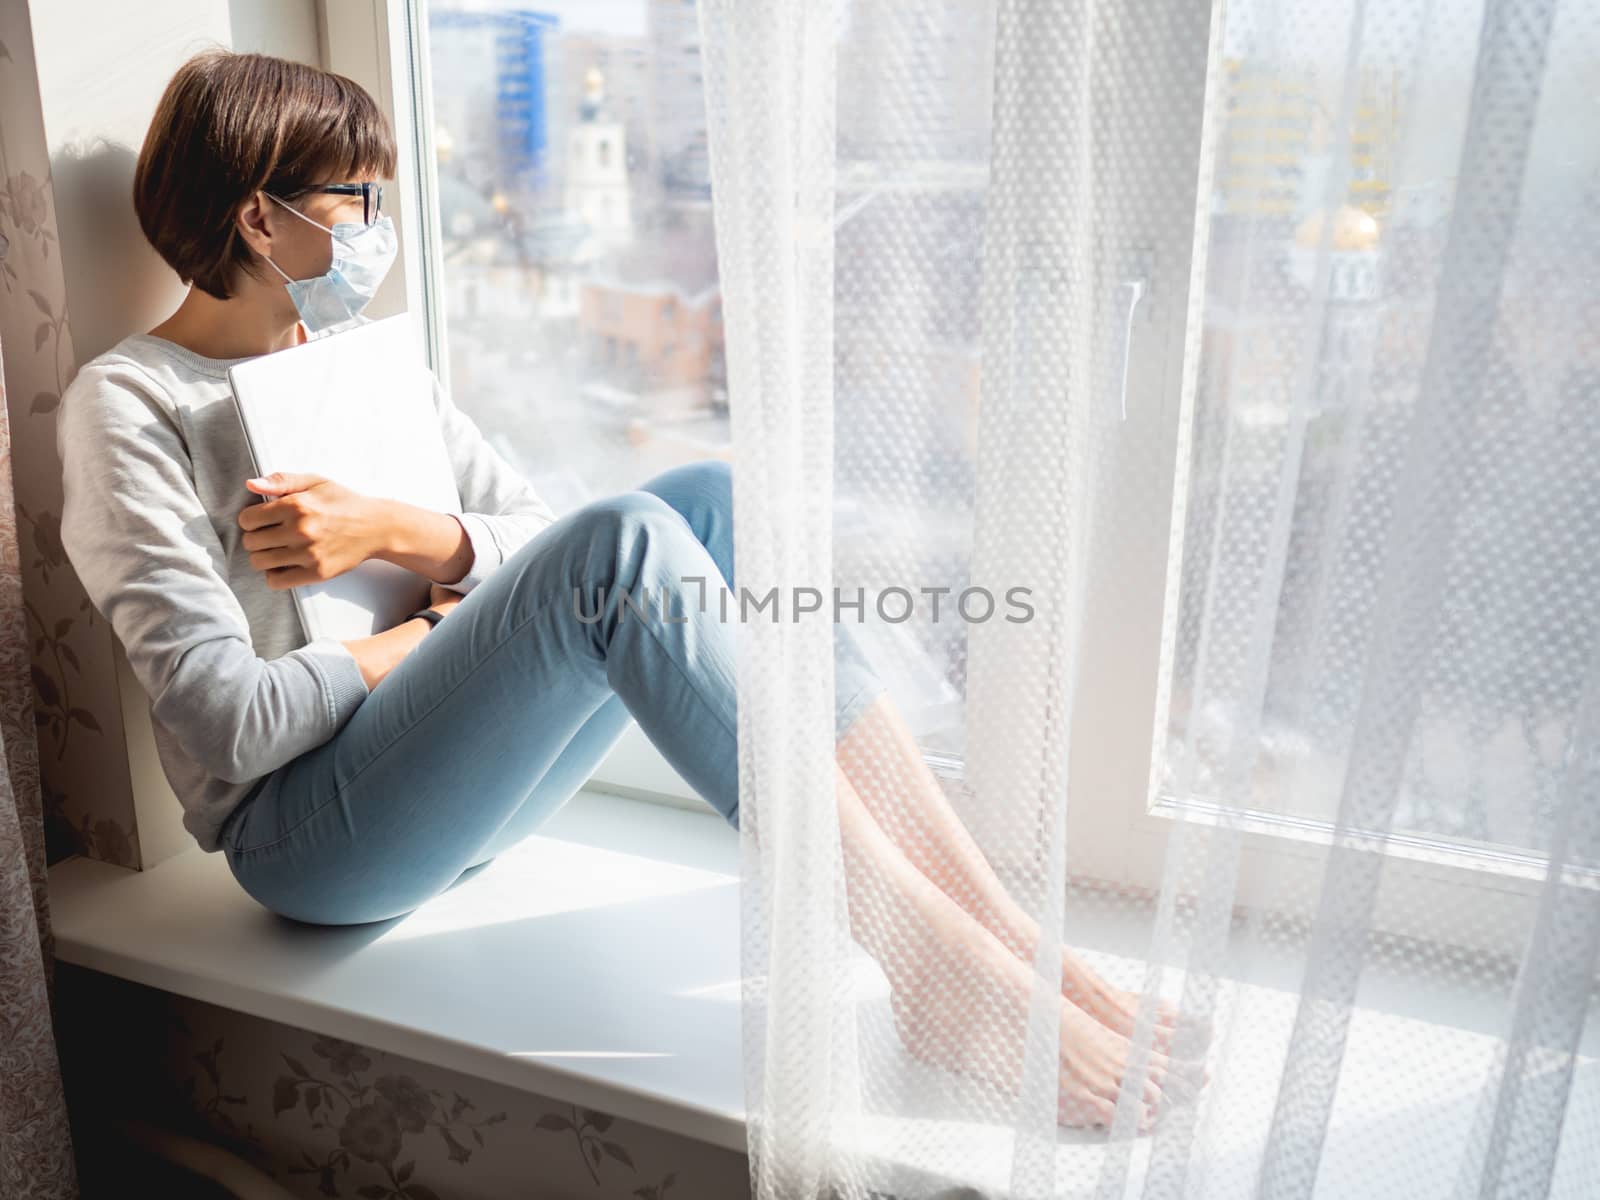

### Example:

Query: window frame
xmin=337 ymin=0 xmax=1551 ymax=960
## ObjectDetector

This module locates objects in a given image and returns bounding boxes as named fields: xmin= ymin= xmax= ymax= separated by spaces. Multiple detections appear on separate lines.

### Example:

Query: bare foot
xmin=833 ymin=700 xmax=1190 ymax=1053
xmin=883 ymin=840 xmax=1187 ymax=1057
xmin=885 ymin=926 xmax=1170 ymax=1132
xmin=1060 ymin=949 xmax=1181 ymax=1053
xmin=834 ymin=764 xmax=1170 ymax=1131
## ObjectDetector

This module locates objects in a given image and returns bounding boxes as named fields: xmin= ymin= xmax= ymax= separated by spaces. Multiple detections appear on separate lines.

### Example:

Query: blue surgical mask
xmin=263 ymin=192 xmax=397 ymax=335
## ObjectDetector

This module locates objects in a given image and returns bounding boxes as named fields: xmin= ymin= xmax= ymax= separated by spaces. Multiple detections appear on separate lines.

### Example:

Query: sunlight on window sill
xmin=372 ymin=827 xmax=735 ymax=945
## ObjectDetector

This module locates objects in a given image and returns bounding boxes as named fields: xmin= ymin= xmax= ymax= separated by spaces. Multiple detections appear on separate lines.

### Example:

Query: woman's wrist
xmin=360 ymin=496 xmax=407 ymax=561
xmin=369 ymin=499 xmax=473 ymax=583
xmin=407 ymin=606 xmax=446 ymax=630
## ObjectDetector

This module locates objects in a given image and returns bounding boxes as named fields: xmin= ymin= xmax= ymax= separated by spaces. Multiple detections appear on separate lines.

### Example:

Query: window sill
xmin=48 ymin=786 xmax=1600 ymax=1195
xmin=829 ymin=911 xmax=1600 ymax=1198
xmin=47 ymin=788 xmax=748 ymax=1153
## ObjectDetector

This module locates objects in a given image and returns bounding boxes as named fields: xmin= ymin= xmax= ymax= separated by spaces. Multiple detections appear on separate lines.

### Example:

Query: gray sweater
xmin=56 ymin=322 xmax=557 ymax=853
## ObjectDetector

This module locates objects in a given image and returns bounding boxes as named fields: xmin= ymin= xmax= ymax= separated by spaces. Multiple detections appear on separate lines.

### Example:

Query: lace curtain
xmin=701 ymin=0 xmax=1599 ymax=1196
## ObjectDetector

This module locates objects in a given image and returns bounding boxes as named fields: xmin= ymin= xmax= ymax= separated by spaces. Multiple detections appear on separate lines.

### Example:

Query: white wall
xmin=30 ymin=0 xmax=322 ymax=363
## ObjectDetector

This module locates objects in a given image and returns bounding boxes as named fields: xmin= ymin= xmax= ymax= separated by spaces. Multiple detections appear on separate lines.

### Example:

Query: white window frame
xmin=334 ymin=0 xmax=1552 ymax=958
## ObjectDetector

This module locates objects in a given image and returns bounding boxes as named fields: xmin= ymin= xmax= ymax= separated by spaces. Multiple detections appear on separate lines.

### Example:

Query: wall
xmin=59 ymin=965 xmax=750 ymax=1200
xmin=0 ymin=0 xmax=322 ymax=870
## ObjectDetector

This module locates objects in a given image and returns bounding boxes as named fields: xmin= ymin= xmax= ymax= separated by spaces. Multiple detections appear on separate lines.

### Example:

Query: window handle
xmin=1116 ymin=278 xmax=1148 ymax=422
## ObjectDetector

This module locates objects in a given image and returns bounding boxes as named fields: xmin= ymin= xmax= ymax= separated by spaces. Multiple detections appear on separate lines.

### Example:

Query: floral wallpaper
xmin=59 ymin=964 xmax=750 ymax=1199
xmin=0 ymin=7 xmax=140 ymax=870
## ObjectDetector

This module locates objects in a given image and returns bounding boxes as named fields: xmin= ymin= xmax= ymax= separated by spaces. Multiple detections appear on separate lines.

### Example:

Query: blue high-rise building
xmin=431 ymin=8 xmax=559 ymax=193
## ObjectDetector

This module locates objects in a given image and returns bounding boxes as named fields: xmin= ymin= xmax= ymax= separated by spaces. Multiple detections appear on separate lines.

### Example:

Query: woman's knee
xmin=689 ymin=456 xmax=732 ymax=497
xmin=639 ymin=457 xmax=732 ymax=515
xmin=564 ymin=490 xmax=696 ymax=571
xmin=570 ymin=490 xmax=680 ymax=539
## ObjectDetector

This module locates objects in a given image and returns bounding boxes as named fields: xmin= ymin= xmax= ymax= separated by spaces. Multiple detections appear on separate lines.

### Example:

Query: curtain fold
xmin=702 ymin=0 xmax=1598 ymax=1196
xmin=0 ymin=328 xmax=79 ymax=1196
xmin=700 ymin=3 xmax=856 ymax=1194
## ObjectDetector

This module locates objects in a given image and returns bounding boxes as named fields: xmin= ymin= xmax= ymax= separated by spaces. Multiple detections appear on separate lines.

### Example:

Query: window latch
xmin=1116 ymin=278 xmax=1148 ymax=422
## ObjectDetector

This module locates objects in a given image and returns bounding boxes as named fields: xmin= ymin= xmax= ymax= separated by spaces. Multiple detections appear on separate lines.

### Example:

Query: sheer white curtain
xmin=700 ymin=0 xmax=1600 ymax=1196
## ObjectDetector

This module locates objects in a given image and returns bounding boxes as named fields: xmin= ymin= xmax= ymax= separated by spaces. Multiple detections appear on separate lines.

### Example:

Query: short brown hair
xmin=134 ymin=48 xmax=397 ymax=300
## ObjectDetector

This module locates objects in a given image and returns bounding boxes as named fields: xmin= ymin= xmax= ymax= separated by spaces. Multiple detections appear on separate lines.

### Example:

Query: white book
xmin=227 ymin=312 xmax=461 ymax=643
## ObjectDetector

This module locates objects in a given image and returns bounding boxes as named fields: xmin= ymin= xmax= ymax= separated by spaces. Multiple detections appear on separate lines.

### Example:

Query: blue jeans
xmin=218 ymin=459 xmax=886 ymax=926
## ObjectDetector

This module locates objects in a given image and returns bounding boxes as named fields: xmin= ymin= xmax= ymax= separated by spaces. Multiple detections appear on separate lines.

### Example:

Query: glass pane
xmin=421 ymin=0 xmax=993 ymax=753
xmin=831 ymin=4 xmax=994 ymax=751
xmin=1160 ymin=0 xmax=1600 ymax=860
xmin=425 ymin=0 xmax=727 ymax=514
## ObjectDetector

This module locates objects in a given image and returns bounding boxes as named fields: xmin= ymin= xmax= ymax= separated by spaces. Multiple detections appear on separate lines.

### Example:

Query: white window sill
xmin=47 ymin=788 xmax=749 ymax=1153
xmin=48 ymin=787 xmax=1600 ymax=1195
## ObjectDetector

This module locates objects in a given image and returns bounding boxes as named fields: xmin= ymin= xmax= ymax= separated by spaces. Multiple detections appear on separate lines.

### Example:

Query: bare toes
xmin=1060 ymin=1092 xmax=1116 ymax=1129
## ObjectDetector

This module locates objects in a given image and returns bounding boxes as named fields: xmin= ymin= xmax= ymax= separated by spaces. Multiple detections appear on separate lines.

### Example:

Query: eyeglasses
xmin=284 ymin=182 xmax=385 ymax=227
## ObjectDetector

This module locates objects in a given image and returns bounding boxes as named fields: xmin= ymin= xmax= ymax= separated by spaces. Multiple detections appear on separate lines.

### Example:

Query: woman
xmin=56 ymin=48 xmax=1178 ymax=1130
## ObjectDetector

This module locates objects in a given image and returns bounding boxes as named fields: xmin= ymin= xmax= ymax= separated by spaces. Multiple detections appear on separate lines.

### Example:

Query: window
xmin=332 ymin=0 xmax=727 ymax=803
xmin=336 ymin=2 xmax=1574 ymax=955
xmin=1058 ymin=1 xmax=1578 ymax=959
xmin=419 ymin=1 xmax=725 ymax=500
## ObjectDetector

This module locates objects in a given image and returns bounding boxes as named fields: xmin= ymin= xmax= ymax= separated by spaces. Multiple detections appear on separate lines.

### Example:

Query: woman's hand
xmin=239 ymin=471 xmax=388 ymax=589
xmin=345 ymin=581 xmax=467 ymax=692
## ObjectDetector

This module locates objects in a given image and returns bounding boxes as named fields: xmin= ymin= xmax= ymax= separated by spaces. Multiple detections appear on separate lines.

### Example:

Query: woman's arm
xmin=365 ymin=503 xmax=476 ymax=586
xmin=365 ymin=372 xmax=558 ymax=593
xmin=342 ymin=582 xmax=462 ymax=690
xmin=57 ymin=362 xmax=371 ymax=784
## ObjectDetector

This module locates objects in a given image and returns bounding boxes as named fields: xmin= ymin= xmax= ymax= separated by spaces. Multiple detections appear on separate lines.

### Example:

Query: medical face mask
xmin=262 ymin=192 xmax=397 ymax=335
